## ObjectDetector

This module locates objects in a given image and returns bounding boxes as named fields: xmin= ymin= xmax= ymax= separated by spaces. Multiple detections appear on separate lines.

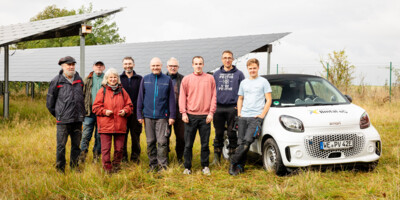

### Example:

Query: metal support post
xmin=80 ymin=27 xmax=86 ymax=77
xmin=3 ymin=45 xmax=10 ymax=119
xmin=267 ymin=44 xmax=272 ymax=75
xmin=389 ymin=62 xmax=392 ymax=102
xmin=31 ymin=82 xmax=35 ymax=99
xmin=26 ymin=82 xmax=29 ymax=96
xmin=277 ymin=64 xmax=279 ymax=74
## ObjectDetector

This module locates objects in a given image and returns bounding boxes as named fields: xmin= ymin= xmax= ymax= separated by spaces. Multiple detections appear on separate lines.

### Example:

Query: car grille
xmin=304 ymin=133 xmax=365 ymax=159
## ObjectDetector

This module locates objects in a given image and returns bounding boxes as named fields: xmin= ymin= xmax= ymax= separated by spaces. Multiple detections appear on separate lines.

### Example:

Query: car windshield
xmin=268 ymin=76 xmax=349 ymax=107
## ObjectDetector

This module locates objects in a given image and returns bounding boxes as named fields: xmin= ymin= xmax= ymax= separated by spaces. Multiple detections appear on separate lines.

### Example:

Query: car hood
xmin=273 ymin=104 xmax=366 ymax=128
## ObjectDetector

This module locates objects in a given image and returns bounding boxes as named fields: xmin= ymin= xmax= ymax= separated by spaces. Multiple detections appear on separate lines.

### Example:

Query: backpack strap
xmin=102 ymin=85 xmax=125 ymax=103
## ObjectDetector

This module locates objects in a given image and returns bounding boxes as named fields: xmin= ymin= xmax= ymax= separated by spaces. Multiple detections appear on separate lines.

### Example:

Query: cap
xmin=58 ymin=56 xmax=76 ymax=65
xmin=93 ymin=60 xmax=105 ymax=65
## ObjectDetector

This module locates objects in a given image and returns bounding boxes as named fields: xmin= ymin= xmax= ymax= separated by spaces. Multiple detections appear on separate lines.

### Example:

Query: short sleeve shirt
xmin=238 ymin=76 xmax=272 ymax=117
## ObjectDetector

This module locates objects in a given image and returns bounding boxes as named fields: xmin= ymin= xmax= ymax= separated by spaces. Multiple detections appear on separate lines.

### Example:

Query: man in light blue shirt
xmin=229 ymin=58 xmax=272 ymax=176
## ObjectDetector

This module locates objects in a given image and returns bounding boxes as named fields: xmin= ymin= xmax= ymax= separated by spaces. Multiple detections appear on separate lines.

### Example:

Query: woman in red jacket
xmin=92 ymin=68 xmax=133 ymax=173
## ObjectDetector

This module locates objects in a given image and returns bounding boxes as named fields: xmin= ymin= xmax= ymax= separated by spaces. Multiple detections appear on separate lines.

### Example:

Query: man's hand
xmin=169 ymin=119 xmax=175 ymax=125
xmin=105 ymin=110 xmax=113 ymax=116
xmin=138 ymin=119 xmax=144 ymax=124
xmin=255 ymin=114 xmax=265 ymax=119
xmin=182 ymin=115 xmax=189 ymax=123
xmin=118 ymin=110 xmax=125 ymax=116
xmin=206 ymin=114 xmax=213 ymax=124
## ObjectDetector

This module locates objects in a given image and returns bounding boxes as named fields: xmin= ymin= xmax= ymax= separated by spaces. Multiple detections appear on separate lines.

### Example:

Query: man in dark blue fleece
xmin=212 ymin=50 xmax=245 ymax=165
xmin=137 ymin=57 xmax=176 ymax=172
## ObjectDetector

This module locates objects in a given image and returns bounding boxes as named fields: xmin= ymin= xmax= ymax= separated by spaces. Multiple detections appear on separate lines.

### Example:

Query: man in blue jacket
xmin=137 ymin=57 xmax=176 ymax=172
xmin=212 ymin=50 xmax=245 ymax=165
xmin=46 ymin=56 xmax=85 ymax=173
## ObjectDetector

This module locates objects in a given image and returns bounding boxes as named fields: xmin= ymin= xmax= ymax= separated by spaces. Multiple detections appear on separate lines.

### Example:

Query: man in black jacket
xmin=46 ymin=56 xmax=85 ymax=173
xmin=120 ymin=56 xmax=143 ymax=163
xmin=166 ymin=57 xmax=185 ymax=163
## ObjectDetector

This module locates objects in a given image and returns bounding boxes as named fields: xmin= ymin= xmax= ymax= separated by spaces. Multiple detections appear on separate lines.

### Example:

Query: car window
xmin=269 ymin=76 xmax=349 ymax=107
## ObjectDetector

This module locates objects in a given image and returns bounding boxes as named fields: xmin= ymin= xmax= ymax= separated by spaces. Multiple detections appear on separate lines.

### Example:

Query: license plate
xmin=320 ymin=140 xmax=353 ymax=150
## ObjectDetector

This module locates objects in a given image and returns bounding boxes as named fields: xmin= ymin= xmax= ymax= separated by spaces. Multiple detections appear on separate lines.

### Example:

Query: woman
xmin=92 ymin=68 xmax=133 ymax=173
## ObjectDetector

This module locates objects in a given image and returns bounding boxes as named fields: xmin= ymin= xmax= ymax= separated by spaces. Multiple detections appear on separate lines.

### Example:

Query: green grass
xmin=0 ymin=95 xmax=399 ymax=199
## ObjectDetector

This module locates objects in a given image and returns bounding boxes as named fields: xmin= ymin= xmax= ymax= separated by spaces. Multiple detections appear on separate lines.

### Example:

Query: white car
xmin=223 ymin=74 xmax=381 ymax=176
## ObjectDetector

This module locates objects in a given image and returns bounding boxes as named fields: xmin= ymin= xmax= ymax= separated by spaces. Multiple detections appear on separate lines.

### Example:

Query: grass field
xmin=0 ymin=90 xmax=399 ymax=199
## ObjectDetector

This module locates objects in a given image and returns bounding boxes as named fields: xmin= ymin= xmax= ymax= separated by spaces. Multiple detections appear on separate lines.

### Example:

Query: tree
xmin=320 ymin=49 xmax=355 ymax=93
xmin=16 ymin=4 xmax=125 ymax=49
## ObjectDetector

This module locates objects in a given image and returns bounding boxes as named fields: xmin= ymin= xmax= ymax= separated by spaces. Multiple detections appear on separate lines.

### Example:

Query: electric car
xmin=223 ymin=74 xmax=381 ymax=176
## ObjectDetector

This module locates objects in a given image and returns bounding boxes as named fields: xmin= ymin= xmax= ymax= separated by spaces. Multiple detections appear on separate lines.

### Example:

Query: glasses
xmin=168 ymin=65 xmax=179 ymax=68
xmin=222 ymin=57 xmax=233 ymax=60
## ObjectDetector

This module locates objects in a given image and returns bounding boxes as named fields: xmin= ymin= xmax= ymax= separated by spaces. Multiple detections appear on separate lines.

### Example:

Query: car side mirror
xmin=344 ymin=95 xmax=352 ymax=103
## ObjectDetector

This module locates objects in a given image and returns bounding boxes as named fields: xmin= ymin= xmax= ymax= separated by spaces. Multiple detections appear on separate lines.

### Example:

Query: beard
xmin=125 ymin=68 xmax=133 ymax=73
xmin=64 ymin=70 xmax=75 ymax=78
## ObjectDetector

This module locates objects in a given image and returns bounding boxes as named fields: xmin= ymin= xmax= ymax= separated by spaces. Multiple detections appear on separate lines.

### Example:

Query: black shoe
xmin=147 ymin=165 xmax=157 ymax=173
xmin=229 ymin=163 xmax=237 ymax=175
xmin=235 ymin=164 xmax=244 ymax=175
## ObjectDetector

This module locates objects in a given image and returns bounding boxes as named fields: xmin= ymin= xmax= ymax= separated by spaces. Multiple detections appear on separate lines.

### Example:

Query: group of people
xmin=46 ymin=50 xmax=272 ymax=176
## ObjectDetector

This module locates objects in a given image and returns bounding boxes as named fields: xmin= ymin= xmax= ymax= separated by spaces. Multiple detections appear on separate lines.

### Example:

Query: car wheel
xmin=262 ymin=138 xmax=287 ymax=176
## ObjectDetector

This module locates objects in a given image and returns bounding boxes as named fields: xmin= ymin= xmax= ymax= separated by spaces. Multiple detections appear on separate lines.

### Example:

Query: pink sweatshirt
xmin=179 ymin=72 xmax=217 ymax=117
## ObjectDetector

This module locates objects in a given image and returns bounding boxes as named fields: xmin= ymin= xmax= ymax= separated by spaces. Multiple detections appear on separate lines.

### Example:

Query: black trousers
xmin=56 ymin=122 xmax=82 ymax=171
xmin=183 ymin=114 xmax=211 ymax=170
xmin=168 ymin=115 xmax=185 ymax=160
xmin=213 ymin=105 xmax=238 ymax=152
xmin=230 ymin=117 xmax=263 ymax=166
xmin=123 ymin=112 xmax=143 ymax=162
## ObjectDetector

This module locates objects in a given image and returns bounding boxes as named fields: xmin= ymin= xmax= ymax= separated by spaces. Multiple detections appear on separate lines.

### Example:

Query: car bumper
xmin=267 ymin=125 xmax=381 ymax=168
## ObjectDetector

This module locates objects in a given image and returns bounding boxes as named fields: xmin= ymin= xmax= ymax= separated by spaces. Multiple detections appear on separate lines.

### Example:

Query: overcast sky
xmin=1 ymin=0 xmax=399 ymax=85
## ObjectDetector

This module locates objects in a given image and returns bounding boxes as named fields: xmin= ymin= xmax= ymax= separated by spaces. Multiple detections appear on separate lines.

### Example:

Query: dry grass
xmin=0 ymin=88 xmax=399 ymax=199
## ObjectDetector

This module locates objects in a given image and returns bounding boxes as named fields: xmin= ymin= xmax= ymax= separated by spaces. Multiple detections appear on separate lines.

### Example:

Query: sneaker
xmin=202 ymin=167 xmax=211 ymax=176
xmin=183 ymin=168 xmax=192 ymax=175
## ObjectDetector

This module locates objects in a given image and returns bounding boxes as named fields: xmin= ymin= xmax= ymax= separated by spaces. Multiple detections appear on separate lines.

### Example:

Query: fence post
xmin=26 ymin=82 xmax=29 ymax=96
xmin=326 ymin=62 xmax=329 ymax=80
xmin=389 ymin=62 xmax=392 ymax=102
xmin=277 ymin=64 xmax=279 ymax=74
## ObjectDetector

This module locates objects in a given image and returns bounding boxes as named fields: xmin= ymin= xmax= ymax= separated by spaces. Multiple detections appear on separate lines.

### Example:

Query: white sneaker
xmin=183 ymin=168 xmax=191 ymax=175
xmin=202 ymin=167 xmax=211 ymax=175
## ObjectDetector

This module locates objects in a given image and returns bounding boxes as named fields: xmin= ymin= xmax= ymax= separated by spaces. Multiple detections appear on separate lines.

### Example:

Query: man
xmin=165 ymin=57 xmax=185 ymax=163
xmin=46 ymin=56 xmax=85 ymax=173
xmin=79 ymin=61 xmax=106 ymax=163
xmin=229 ymin=58 xmax=272 ymax=176
xmin=120 ymin=57 xmax=143 ymax=163
xmin=179 ymin=56 xmax=217 ymax=175
xmin=137 ymin=57 xmax=176 ymax=172
xmin=212 ymin=50 xmax=245 ymax=165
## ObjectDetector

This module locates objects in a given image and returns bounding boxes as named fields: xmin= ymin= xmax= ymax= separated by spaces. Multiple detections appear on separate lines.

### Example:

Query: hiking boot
xmin=183 ymin=168 xmax=192 ymax=175
xmin=147 ymin=165 xmax=157 ymax=173
xmin=211 ymin=152 xmax=221 ymax=166
xmin=202 ymin=167 xmax=211 ymax=176
xmin=78 ymin=151 xmax=87 ymax=164
xmin=229 ymin=164 xmax=237 ymax=176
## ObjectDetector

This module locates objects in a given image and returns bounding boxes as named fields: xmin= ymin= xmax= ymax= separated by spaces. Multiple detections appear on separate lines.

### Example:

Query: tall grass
xmin=0 ymin=89 xmax=399 ymax=199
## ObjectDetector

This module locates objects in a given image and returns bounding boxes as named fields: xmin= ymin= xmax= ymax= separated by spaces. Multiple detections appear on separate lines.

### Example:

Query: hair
xmin=222 ymin=50 xmax=233 ymax=57
xmin=102 ymin=68 xmax=121 ymax=85
xmin=246 ymin=58 xmax=259 ymax=67
xmin=167 ymin=57 xmax=179 ymax=66
xmin=122 ymin=56 xmax=134 ymax=63
xmin=192 ymin=56 xmax=204 ymax=64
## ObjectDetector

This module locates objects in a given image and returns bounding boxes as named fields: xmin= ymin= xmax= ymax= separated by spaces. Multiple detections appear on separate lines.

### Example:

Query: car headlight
xmin=279 ymin=115 xmax=304 ymax=132
xmin=360 ymin=112 xmax=370 ymax=129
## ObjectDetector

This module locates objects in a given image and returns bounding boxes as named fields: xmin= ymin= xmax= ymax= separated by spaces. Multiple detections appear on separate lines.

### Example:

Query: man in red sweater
xmin=179 ymin=56 xmax=217 ymax=175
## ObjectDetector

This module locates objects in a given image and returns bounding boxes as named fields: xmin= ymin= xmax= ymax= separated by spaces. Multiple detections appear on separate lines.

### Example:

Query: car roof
xmin=261 ymin=74 xmax=324 ymax=82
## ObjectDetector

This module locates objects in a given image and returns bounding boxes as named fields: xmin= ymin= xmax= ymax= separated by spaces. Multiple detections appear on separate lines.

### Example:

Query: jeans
xmin=183 ymin=114 xmax=211 ymax=170
xmin=56 ymin=122 xmax=82 ymax=171
xmin=230 ymin=117 xmax=263 ymax=166
xmin=123 ymin=112 xmax=143 ymax=162
xmin=80 ymin=113 xmax=101 ymax=156
xmin=144 ymin=118 xmax=169 ymax=168
xmin=100 ymin=133 xmax=125 ymax=172
xmin=213 ymin=105 xmax=238 ymax=152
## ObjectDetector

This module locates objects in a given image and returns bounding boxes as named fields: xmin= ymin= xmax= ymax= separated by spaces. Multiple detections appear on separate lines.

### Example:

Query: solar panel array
xmin=0 ymin=32 xmax=290 ymax=82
